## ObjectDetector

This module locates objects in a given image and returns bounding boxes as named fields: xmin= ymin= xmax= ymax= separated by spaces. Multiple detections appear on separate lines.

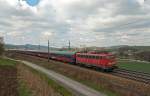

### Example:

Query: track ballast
xmin=112 ymin=68 xmax=150 ymax=84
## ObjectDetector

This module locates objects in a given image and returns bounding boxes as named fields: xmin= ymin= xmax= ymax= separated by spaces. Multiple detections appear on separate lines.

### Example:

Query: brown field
xmin=0 ymin=66 xmax=18 ymax=96
xmin=18 ymin=64 xmax=62 ymax=96
xmin=0 ymin=57 xmax=72 ymax=96
xmin=7 ymin=52 xmax=150 ymax=96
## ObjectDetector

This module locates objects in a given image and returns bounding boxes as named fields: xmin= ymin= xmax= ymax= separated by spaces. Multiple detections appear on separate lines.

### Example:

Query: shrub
xmin=0 ymin=42 xmax=4 ymax=55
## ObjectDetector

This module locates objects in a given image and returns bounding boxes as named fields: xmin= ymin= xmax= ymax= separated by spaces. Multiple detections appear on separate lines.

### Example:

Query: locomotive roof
xmin=76 ymin=52 xmax=113 ymax=56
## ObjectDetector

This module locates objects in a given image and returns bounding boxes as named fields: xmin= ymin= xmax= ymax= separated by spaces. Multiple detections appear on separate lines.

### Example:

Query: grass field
xmin=0 ymin=57 xmax=74 ymax=96
xmin=0 ymin=58 xmax=32 ymax=96
xmin=118 ymin=60 xmax=150 ymax=73
xmin=32 ymin=67 xmax=74 ymax=96
xmin=0 ymin=58 xmax=17 ymax=66
xmin=18 ymin=64 xmax=74 ymax=96
xmin=18 ymin=80 xmax=32 ymax=96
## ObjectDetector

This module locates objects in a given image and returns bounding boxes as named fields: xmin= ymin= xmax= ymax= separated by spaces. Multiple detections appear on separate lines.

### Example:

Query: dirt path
xmin=14 ymin=59 xmax=106 ymax=96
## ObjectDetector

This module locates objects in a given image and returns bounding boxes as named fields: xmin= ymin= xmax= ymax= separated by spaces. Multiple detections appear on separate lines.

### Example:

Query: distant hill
xmin=106 ymin=45 xmax=150 ymax=51
xmin=5 ymin=44 xmax=59 ymax=52
xmin=4 ymin=44 xmax=150 ymax=52
xmin=129 ymin=46 xmax=150 ymax=51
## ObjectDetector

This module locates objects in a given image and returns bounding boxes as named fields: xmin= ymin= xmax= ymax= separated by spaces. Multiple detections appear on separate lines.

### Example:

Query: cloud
xmin=40 ymin=31 xmax=53 ymax=41
xmin=0 ymin=0 xmax=150 ymax=47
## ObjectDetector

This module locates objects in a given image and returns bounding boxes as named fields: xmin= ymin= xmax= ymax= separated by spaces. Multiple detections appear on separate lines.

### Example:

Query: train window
xmin=95 ymin=56 xmax=97 ymax=59
xmin=90 ymin=56 xmax=92 ymax=59
xmin=81 ymin=55 xmax=83 ymax=58
xmin=90 ymin=56 xmax=93 ymax=59
xmin=92 ymin=56 xmax=94 ymax=59
xmin=90 ymin=56 xmax=92 ymax=58
xmin=83 ymin=55 xmax=85 ymax=58
xmin=95 ymin=56 xmax=99 ymax=59
xmin=101 ymin=56 xmax=106 ymax=59
xmin=93 ymin=56 xmax=96 ymax=59
xmin=82 ymin=55 xmax=84 ymax=58
xmin=98 ymin=56 xmax=100 ymax=59
xmin=79 ymin=55 xmax=81 ymax=57
xmin=87 ymin=55 xmax=90 ymax=58
xmin=79 ymin=55 xmax=82 ymax=57
xmin=98 ymin=56 xmax=101 ymax=59
xmin=87 ymin=55 xmax=89 ymax=58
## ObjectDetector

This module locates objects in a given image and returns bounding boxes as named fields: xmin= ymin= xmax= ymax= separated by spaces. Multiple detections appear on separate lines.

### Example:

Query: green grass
xmin=46 ymin=76 xmax=73 ymax=96
xmin=118 ymin=60 xmax=150 ymax=73
xmin=18 ymin=80 xmax=32 ymax=96
xmin=0 ymin=58 xmax=31 ymax=96
xmin=0 ymin=58 xmax=17 ymax=66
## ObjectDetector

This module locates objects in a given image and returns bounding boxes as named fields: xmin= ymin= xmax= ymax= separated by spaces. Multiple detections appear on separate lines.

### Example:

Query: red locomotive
xmin=76 ymin=52 xmax=116 ymax=71
xmin=14 ymin=50 xmax=116 ymax=71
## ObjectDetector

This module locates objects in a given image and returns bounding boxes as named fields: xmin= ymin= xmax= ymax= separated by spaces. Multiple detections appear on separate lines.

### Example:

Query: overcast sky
xmin=0 ymin=0 xmax=150 ymax=47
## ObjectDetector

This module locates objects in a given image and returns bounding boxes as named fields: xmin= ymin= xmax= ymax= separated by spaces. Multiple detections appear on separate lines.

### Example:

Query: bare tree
xmin=0 ymin=37 xmax=4 ymax=55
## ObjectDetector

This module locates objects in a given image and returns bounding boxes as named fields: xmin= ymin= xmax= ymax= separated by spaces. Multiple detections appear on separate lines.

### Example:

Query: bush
xmin=135 ymin=51 xmax=150 ymax=61
xmin=0 ymin=43 xmax=4 ymax=56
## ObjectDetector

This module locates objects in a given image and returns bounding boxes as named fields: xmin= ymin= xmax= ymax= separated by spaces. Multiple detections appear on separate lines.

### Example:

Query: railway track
xmin=9 ymin=52 xmax=150 ymax=84
xmin=112 ymin=68 xmax=150 ymax=84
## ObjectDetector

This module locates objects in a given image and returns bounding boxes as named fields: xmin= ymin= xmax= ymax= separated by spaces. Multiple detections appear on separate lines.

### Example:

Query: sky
xmin=0 ymin=0 xmax=150 ymax=47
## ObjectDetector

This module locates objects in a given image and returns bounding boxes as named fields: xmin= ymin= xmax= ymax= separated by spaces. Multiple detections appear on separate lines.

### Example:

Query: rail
xmin=112 ymin=68 xmax=150 ymax=84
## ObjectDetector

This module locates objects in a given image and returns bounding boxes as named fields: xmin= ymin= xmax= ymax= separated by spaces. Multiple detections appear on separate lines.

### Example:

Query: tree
xmin=0 ymin=37 xmax=4 ymax=56
xmin=135 ymin=51 xmax=150 ymax=62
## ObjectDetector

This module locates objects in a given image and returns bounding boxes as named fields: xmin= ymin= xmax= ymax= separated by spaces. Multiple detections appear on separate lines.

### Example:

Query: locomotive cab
xmin=101 ymin=54 xmax=116 ymax=71
xmin=76 ymin=52 xmax=117 ymax=71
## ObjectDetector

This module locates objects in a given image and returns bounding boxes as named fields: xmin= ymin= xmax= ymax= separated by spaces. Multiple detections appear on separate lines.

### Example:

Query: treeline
xmin=117 ymin=46 xmax=150 ymax=62
xmin=135 ymin=51 xmax=150 ymax=62
xmin=0 ymin=37 xmax=4 ymax=56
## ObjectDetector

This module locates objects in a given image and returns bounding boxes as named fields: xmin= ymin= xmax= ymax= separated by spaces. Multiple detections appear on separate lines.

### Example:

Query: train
xmin=12 ymin=50 xmax=117 ymax=71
